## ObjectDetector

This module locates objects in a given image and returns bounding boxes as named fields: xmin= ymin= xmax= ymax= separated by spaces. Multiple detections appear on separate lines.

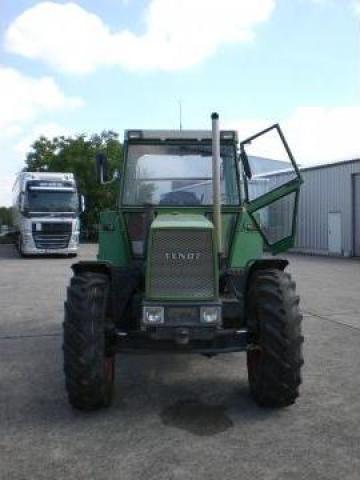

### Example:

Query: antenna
xmin=178 ymin=99 xmax=183 ymax=131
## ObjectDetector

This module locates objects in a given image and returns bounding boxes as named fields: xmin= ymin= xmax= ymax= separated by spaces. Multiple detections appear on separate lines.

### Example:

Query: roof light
xmin=220 ymin=131 xmax=235 ymax=140
xmin=127 ymin=130 xmax=143 ymax=139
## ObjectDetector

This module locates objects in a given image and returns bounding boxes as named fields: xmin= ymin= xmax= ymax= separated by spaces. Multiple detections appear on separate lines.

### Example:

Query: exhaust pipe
xmin=211 ymin=112 xmax=223 ymax=256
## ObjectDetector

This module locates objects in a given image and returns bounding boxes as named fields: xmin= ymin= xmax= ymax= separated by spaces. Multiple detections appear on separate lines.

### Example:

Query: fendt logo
xmin=165 ymin=252 xmax=201 ymax=262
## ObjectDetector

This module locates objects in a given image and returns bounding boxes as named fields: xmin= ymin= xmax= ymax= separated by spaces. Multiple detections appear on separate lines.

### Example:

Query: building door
xmin=354 ymin=174 xmax=360 ymax=256
xmin=328 ymin=212 xmax=342 ymax=254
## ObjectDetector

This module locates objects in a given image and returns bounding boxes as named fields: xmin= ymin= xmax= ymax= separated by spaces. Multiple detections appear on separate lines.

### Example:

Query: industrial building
xmin=292 ymin=159 xmax=360 ymax=257
xmin=143 ymin=152 xmax=360 ymax=258
xmin=249 ymin=157 xmax=360 ymax=257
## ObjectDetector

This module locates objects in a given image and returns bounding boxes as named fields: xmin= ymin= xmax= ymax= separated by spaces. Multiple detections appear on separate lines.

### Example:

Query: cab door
xmin=240 ymin=124 xmax=303 ymax=254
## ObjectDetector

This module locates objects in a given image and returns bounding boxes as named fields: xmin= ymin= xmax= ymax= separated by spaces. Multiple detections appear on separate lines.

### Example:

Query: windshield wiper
xmin=178 ymin=145 xmax=232 ymax=158
xmin=177 ymin=146 xmax=211 ymax=156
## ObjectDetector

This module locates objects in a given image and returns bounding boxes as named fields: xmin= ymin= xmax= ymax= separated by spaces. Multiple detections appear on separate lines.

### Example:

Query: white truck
xmin=12 ymin=172 xmax=82 ymax=256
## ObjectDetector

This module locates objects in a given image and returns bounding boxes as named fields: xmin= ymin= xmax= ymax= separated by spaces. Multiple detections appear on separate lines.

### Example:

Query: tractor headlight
xmin=200 ymin=306 xmax=221 ymax=324
xmin=143 ymin=306 xmax=164 ymax=325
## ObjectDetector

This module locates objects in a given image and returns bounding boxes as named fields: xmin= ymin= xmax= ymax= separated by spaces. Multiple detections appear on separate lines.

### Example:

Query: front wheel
xmin=63 ymin=272 xmax=115 ymax=410
xmin=246 ymin=269 xmax=304 ymax=407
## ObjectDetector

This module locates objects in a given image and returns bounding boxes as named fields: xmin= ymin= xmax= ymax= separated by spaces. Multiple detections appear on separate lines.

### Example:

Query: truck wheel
xmin=246 ymin=269 xmax=303 ymax=407
xmin=63 ymin=272 xmax=115 ymax=410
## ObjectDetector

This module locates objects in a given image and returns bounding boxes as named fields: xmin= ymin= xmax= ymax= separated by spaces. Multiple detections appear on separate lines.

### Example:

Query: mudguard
xmin=71 ymin=261 xmax=142 ymax=323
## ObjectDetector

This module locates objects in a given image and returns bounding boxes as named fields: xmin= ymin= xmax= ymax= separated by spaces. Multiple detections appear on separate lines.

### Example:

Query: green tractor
xmin=63 ymin=113 xmax=304 ymax=410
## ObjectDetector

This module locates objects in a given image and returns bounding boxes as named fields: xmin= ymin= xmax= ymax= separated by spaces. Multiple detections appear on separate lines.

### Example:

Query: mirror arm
xmin=96 ymin=152 xmax=109 ymax=184
xmin=101 ymin=170 xmax=119 ymax=185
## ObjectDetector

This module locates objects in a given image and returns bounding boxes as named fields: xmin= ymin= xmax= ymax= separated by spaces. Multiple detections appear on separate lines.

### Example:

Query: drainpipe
xmin=211 ymin=112 xmax=223 ymax=256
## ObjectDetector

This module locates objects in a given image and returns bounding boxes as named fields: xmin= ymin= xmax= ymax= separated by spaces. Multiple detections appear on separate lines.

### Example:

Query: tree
xmin=0 ymin=207 xmax=13 ymax=226
xmin=24 ymin=130 xmax=123 ymax=236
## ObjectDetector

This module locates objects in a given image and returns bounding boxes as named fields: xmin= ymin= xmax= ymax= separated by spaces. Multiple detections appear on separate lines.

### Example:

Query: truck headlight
xmin=143 ymin=306 xmax=164 ymax=325
xmin=200 ymin=306 xmax=221 ymax=324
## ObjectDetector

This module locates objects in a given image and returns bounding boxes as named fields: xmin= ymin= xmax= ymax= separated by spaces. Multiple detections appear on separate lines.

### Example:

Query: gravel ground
xmin=1 ymin=244 xmax=360 ymax=480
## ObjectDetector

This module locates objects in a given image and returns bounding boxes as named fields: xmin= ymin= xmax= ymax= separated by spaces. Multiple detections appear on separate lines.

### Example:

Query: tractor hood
xmin=146 ymin=213 xmax=218 ymax=300
xmin=150 ymin=212 xmax=214 ymax=231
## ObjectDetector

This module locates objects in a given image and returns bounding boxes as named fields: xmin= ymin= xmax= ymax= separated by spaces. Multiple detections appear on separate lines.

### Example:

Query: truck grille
xmin=32 ymin=222 xmax=72 ymax=249
xmin=148 ymin=229 xmax=215 ymax=299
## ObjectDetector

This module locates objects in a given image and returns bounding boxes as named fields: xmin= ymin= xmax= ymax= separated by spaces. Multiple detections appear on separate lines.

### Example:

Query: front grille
xmin=32 ymin=222 xmax=72 ymax=234
xmin=32 ymin=222 xmax=72 ymax=249
xmin=148 ymin=229 xmax=215 ymax=299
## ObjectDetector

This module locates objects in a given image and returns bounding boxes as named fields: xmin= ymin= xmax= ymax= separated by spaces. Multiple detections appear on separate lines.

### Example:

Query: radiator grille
xmin=148 ymin=229 xmax=215 ymax=299
xmin=32 ymin=222 xmax=72 ymax=249
xmin=32 ymin=222 xmax=72 ymax=234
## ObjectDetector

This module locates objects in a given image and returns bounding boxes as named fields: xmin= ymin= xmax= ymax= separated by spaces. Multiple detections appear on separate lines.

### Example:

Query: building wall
xmin=293 ymin=160 xmax=360 ymax=256
xmin=258 ymin=159 xmax=360 ymax=256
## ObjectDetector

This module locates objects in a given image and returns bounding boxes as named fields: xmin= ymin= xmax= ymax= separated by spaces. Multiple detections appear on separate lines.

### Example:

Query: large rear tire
xmin=63 ymin=272 xmax=115 ymax=410
xmin=246 ymin=269 xmax=303 ymax=407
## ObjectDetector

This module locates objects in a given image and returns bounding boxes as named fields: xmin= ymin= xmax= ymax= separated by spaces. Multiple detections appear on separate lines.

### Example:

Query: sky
xmin=0 ymin=0 xmax=359 ymax=205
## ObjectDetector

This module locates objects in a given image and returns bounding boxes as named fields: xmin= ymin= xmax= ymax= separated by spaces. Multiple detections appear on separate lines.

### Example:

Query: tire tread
xmin=63 ymin=272 xmax=114 ymax=410
xmin=247 ymin=268 xmax=304 ymax=407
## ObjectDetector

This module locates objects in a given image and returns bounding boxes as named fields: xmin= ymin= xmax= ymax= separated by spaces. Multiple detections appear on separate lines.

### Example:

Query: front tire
xmin=246 ymin=269 xmax=304 ymax=407
xmin=63 ymin=272 xmax=115 ymax=410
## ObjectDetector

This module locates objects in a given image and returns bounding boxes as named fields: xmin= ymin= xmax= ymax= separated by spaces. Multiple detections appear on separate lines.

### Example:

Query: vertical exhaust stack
xmin=211 ymin=112 xmax=223 ymax=256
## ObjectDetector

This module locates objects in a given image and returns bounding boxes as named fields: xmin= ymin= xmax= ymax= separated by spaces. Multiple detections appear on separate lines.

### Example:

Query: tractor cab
xmin=120 ymin=128 xmax=239 ymax=259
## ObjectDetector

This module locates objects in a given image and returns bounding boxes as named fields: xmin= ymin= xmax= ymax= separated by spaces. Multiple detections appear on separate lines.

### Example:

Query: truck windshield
xmin=123 ymin=143 xmax=239 ymax=206
xmin=25 ymin=190 xmax=78 ymax=212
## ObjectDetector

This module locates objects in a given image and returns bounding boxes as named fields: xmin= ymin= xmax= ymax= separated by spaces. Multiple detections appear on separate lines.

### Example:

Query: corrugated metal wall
xmin=276 ymin=160 xmax=360 ymax=256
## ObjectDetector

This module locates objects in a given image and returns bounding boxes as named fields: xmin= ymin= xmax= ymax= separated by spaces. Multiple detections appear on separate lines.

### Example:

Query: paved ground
xmin=1 ymin=244 xmax=360 ymax=480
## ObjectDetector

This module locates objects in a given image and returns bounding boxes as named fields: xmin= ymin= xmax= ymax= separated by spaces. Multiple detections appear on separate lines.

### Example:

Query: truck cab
xmin=12 ymin=172 xmax=81 ymax=256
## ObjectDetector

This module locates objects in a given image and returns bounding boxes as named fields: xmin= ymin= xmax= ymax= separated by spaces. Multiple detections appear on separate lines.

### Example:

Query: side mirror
xmin=19 ymin=192 xmax=25 ymax=211
xmin=239 ymin=148 xmax=252 ymax=179
xmin=95 ymin=152 xmax=109 ymax=184
xmin=80 ymin=195 xmax=85 ymax=213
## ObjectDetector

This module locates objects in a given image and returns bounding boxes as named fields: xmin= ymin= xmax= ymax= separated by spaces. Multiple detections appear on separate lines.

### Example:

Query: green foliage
xmin=0 ymin=206 xmax=13 ymax=226
xmin=24 ymin=130 xmax=122 ymax=234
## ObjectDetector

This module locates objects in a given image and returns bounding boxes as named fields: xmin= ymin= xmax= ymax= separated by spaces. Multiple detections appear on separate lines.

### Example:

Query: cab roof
xmin=125 ymin=129 xmax=238 ymax=143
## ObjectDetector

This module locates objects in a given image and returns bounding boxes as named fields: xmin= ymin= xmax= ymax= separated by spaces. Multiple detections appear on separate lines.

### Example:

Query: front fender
xmin=72 ymin=261 xmax=112 ymax=277
xmin=246 ymin=258 xmax=289 ymax=278
xmin=71 ymin=261 xmax=142 ymax=325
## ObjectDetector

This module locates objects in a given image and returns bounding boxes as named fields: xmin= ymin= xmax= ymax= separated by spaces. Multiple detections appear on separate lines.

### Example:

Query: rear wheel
xmin=246 ymin=269 xmax=303 ymax=407
xmin=63 ymin=272 xmax=115 ymax=410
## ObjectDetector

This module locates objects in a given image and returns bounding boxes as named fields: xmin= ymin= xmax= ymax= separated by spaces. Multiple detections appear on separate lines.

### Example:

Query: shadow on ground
xmin=2 ymin=336 xmax=278 ymax=436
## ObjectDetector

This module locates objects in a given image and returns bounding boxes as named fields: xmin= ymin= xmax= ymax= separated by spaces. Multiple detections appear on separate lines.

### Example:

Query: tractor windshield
xmin=123 ymin=143 xmax=239 ymax=206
